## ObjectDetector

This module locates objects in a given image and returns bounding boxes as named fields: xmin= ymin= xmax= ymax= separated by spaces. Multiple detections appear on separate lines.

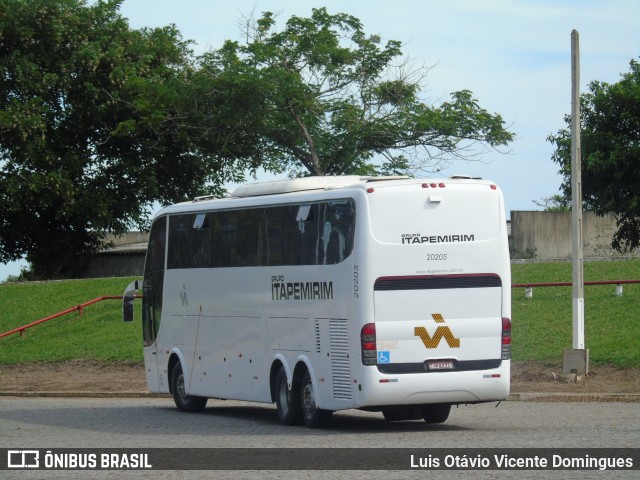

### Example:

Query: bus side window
xmin=233 ymin=209 xmax=262 ymax=266
xmin=324 ymin=223 xmax=340 ymax=264
xmin=265 ymin=206 xmax=295 ymax=266
xmin=297 ymin=204 xmax=320 ymax=265
xmin=322 ymin=201 xmax=355 ymax=264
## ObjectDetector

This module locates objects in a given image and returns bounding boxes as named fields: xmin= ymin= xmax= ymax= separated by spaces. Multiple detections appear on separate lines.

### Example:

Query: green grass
xmin=0 ymin=277 xmax=142 ymax=364
xmin=0 ymin=260 xmax=639 ymax=367
xmin=511 ymin=259 xmax=640 ymax=367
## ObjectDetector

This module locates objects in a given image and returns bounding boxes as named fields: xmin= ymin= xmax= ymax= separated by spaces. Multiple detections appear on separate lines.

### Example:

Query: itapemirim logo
xmin=414 ymin=313 xmax=460 ymax=348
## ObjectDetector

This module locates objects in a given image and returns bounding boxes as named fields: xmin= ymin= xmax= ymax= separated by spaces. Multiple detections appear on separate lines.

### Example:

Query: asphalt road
xmin=1 ymin=397 xmax=638 ymax=479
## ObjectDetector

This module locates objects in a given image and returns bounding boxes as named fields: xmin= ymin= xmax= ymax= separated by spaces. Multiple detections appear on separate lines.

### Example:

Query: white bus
xmin=123 ymin=175 xmax=511 ymax=427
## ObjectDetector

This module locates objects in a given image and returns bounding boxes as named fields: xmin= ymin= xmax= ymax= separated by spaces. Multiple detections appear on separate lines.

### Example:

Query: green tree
xmin=532 ymin=194 xmax=571 ymax=212
xmin=548 ymin=59 xmax=640 ymax=252
xmin=191 ymin=8 xmax=514 ymax=177
xmin=0 ymin=0 xmax=230 ymax=278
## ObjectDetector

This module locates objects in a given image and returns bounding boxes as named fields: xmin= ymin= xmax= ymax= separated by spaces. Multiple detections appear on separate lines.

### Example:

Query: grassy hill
xmin=1 ymin=260 xmax=639 ymax=367
xmin=511 ymin=260 xmax=639 ymax=367
xmin=0 ymin=277 xmax=141 ymax=363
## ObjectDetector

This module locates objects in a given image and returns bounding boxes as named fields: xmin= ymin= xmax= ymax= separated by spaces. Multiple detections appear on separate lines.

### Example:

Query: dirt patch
xmin=0 ymin=360 xmax=147 ymax=393
xmin=510 ymin=361 xmax=639 ymax=394
xmin=0 ymin=360 xmax=638 ymax=396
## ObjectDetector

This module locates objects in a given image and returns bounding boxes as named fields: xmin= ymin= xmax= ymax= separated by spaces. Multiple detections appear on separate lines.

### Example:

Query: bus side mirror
xmin=123 ymin=280 xmax=141 ymax=322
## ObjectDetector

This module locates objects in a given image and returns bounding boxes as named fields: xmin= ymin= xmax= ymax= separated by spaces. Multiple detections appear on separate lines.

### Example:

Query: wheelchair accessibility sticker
xmin=377 ymin=351 xmax=390 ymax=364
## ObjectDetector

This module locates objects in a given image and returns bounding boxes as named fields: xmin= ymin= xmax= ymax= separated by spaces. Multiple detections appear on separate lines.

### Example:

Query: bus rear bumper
xmin=356 ymin=361 xmax=510 ymax=408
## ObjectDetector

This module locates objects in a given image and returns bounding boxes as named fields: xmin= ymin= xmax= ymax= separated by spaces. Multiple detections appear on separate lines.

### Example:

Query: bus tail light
xmin=501 ymin=317 xmax=511 ymax=360
xmin=361 ymin=323 xmax=377 ymax=366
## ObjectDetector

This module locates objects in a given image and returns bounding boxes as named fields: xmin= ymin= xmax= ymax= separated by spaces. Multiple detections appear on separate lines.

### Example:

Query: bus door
xmin=141 ymin=216 xmax=167 ymax=391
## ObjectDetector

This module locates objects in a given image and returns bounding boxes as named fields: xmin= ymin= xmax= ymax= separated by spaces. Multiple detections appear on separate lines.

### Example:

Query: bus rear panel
xmin=356 ymin=178 xmax=511 ymax=408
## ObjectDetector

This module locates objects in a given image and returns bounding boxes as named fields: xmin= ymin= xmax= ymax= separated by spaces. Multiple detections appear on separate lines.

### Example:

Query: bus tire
xmin=275 ymin=367 xmax=302 ymax=426
xmin=420 ymin=404 xmax=451 ymax=424
xmin=300 ymin=370 xmax=332 ymax=428
xmin=170 ymin=362 xmax=207 ymax=412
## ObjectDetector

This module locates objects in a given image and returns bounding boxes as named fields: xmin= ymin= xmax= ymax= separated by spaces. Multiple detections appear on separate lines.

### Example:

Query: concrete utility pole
xmin=563 ymin=29 xmax=589 ymax=376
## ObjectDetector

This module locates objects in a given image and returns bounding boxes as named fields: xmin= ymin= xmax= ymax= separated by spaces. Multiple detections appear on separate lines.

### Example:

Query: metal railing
xmin=512 ymin=279 xmax=640 ymax=298
xmin=0 ymin=295 xmax=124 ymax=339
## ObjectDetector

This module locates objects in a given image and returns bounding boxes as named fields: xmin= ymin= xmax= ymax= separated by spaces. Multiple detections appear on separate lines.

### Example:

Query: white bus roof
xmin=227 ymin=175 xmax=410 ymax=198
xmin=156 ymin=174 xmax=494 ymax=218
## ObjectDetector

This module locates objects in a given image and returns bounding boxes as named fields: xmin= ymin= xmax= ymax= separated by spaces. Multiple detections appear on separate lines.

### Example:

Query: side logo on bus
xmin=414 ymin=314 xmax=460 ymax=349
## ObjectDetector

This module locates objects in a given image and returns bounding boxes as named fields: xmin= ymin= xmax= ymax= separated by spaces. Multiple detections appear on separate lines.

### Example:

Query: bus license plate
xmin=428 ymin=360 xmax=454 ymax=370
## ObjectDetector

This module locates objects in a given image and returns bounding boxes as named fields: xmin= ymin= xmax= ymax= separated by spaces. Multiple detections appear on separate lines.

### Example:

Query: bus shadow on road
xmin=185 ymin=404 xmax=472 ymax=434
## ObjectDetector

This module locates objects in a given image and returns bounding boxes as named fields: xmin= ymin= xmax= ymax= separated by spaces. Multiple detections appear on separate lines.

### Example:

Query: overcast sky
xmin=1 ymin=0 xmax=638 ymax=280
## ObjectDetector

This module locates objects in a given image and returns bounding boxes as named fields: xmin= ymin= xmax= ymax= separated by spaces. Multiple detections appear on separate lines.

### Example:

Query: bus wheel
xmin=170 ymin=362 xmax=207 ymax=412
xmin=275 ymin=367 xmax=302 ymax=425
xmin=420 ymin=404 xmax=451 ymax=424
xmin=300 ymin=370 xmax=332 ymax=428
